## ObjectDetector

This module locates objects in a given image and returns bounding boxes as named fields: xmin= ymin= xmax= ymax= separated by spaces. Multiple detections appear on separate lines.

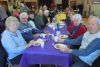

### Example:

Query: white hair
xmin=89 ymin=16 xmax=100 ymax=25
xmin=44 ymin=10 xmax=49 ymax=14
xmin=73 ymin=14 xmax=83 ymax=23
xmin=5 ymin=16 xmax=19 ymax=29
xmin=19 ymin=12 xmax=28 ymax=19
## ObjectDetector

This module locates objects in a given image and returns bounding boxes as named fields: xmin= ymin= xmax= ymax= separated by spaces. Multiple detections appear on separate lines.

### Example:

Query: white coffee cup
xmin=41 ymin=34 xmax=46 ymax=38
xmin=56 ymin=31 xmax=61 ymax=36
xmin=54 ymin=36 xmax=59 ymax=42
xmin=41 ymin=42 xmax=44 ymax=48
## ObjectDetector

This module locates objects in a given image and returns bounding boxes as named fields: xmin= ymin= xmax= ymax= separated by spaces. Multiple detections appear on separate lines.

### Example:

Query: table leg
xmin=55 ymin=64 xmax=58 ymax=67
xmin=39 ymin=64 xmax=42 ymax=67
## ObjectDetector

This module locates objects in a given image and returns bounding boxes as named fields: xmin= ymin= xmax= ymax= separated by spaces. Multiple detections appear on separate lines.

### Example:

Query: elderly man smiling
xmin=18 ymin=12 xmax=43 ymax=42
xmin=58 ymin=16 xmax=100 ymax=67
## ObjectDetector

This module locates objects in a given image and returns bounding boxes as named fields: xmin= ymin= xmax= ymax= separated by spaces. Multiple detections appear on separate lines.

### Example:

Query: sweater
xmin=1 ymin=30 xmax=27 ymax=59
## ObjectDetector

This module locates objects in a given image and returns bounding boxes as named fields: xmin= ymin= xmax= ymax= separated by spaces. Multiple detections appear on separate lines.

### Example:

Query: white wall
xmin=91 ymin=4 xmax=100 ymax=16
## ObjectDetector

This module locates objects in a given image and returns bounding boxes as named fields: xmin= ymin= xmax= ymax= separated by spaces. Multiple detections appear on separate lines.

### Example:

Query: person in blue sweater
xmin=18 ymin=12 xmax=43 ymax=42
xmin=57 ymin=16 xmax=100 ymax=67
xmin=1 ymin=16 xmax=36 ymax=65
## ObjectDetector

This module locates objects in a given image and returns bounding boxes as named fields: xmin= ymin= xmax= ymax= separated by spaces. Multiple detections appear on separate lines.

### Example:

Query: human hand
xmin=26 ymin=40 xmax=35 ymax=48
xmin=35 ymin=39 xmax=44 ymax=45
xmin=59 ymin=46 xmax=72 ymax=53
xmin=29 ymin=40 xmax=35 ymax=45
xmin=33 ymin=34 xmax=40 ymax=37
xmin=57 ymin=38 xmax=65 ymax=43
xmin=44 ymin=31 xmax=50 ymax=35
xmin=67 ymin=31 xmax=71 ymax=35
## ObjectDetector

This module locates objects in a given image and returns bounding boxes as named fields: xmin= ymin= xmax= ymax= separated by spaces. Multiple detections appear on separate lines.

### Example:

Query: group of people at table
xmin=0 ymin=6 xmax=100 ymax=67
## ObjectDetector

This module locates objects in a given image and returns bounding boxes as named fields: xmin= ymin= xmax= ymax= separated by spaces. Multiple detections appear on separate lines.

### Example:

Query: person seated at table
xmin=28 ymin=11 xmax=38 ymax=30
xmin=66 ymin=14 xmax=87 ymax=49
xmin=12 ymin=5 xmax=20 ymax=18
xmin=66 ymin=12 xmax=75 ymax=35
xmin=65 ymin=7 xmax=73 ymax=26
xmin=67 ymin=14 xmax=87 ymax=39
xmin=1 ymin=16 xmax=35 ymax=65
xmin=58 ymin=16 xmax=100 ymax=67
xmin=20 ymin=2 xmax=30 ymax=13
xmin=18 ymin=12 xmax=43 ymax=42
xmin=42 ymin=5 xmax=48 ymax=11
xmin=33 ymin=10 xmax=46 ymax=30
xmin=43 ymin=10 xmax=49 ymax=27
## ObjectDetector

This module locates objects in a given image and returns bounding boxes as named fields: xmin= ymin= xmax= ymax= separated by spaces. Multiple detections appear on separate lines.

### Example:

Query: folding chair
xmin=7 ymin=59 xmax=15 ymax=67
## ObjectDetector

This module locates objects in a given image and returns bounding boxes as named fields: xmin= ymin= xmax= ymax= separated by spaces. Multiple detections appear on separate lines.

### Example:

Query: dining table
xmin=19 ymin=23 xmax=72 ymax=67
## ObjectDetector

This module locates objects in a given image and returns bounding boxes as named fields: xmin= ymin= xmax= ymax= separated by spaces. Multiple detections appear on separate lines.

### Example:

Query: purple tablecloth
xmin=19 ymin=24 xmax=72 ymax=67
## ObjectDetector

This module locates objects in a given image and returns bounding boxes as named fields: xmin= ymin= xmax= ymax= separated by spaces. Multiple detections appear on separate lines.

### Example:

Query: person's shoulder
xmin=83 ymin=31 xmax=89 ymax=36
xmin=80 ymin=24 xmax=86 ymax=28
xmin=16 ymin=30 xmax=21 ymax=33
xmin=2 ymin=30 xmax=9 ymax=35
xmin=18 ymin=23 xmax=23 ymax=28
xmin=97 ymin=31 xmax=100 ymax=38
xmin=18 ymin=23 xmax=26 ymax=30
xmin=27 ymin=22 xmax=32 ymax=27
xmin=1 ymin=30 xmax=10 ymax=39
xmin=98 ymin=31 xmax=100 ymax=34
xmin=28 ymin=20 xmax=34 ymax=23
xmin=79 ymin=24 xmax=87 ymax=30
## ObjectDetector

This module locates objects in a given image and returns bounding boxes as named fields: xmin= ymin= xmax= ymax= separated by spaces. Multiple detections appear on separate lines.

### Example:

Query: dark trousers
xmin=71 ymin=55 xmax=91 ymax=67
xmin=0 ymin=47 xmax=8 ymax=67
xmin=9 ymin=54 xmax=22 ymax=65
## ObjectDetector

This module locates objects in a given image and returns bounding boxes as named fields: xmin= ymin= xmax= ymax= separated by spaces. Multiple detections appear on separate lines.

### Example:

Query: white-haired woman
xmin=66 ymin=14 xmax=87 ymax=49
xmin=67 ymin=14 xmax=87 ymax=39
xmin=1 ymin=16 xmax=34 ymax=65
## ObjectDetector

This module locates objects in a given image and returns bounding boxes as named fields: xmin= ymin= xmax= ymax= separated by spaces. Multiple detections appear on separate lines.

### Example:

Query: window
xmin=93 ymin=0 xmax=100 ymax=3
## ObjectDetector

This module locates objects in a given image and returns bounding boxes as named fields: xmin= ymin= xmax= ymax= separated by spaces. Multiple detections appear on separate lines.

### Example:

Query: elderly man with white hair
xmin=18 ymin=12 xmax=43 ymax=42
xmin=57 ymin=16 xmax=100 ymax=67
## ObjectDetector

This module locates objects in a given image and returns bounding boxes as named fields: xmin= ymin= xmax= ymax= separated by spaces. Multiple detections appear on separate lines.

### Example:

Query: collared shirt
xmin=1 ymin=30 xmax=27 ymax=59
xmin=80 ymin=31 xmax=100 ymax=49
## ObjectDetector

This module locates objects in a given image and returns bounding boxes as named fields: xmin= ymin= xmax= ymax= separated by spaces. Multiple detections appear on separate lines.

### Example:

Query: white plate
xmin=59 ymin=23 xmax=65 ymax=26
xmin=54 ymin=44 xmax=67 ymax=49
xmin=33 ymin=44 xmax=40 ymax=46
xmin=33 ymin=39 xmax=45 ymax=46
xmin=59 ymin=35 xmax=68 ymax=39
